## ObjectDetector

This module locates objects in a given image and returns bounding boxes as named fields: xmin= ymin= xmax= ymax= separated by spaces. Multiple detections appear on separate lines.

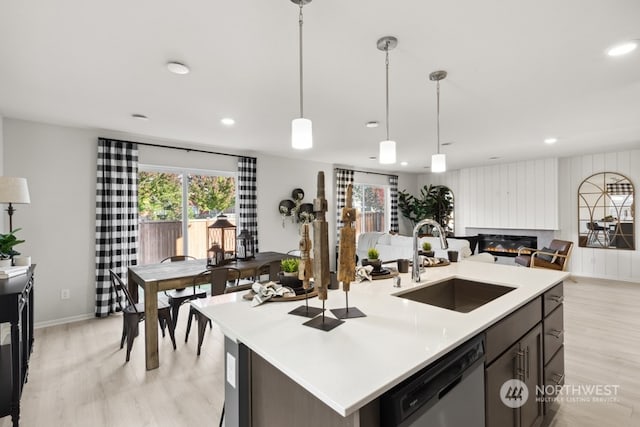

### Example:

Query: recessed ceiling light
xmin=489 ymin=156 xmax=500 ymax=160
xmin=166 ymin=61 xmax=190 ymax=75
xmin=221 ymin=118 xmax=235 ymax=126
xmin=606 ymin=41 xmax=638 ymax=57
xmin=131 ymin=114 xmax=148 ymax=120
xmin=400 ymin=161 xmax=408 ymax=166
xmin=441 ymin=142 xmax=453 ymax=146
xmin=369 ymin=156 xmax=377 ymax=160
xmin=365 ymin=121 xmax=379 ymax=128
xmin=544 ymin=137 xmax=558 ymax=144
xmin=423 ymin=166 xmax=430 ymax=169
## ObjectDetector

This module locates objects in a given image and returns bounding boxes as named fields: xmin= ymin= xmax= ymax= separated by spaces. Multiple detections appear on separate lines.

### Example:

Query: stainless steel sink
xmin=394 ymin=278 xmax=515 ymax=313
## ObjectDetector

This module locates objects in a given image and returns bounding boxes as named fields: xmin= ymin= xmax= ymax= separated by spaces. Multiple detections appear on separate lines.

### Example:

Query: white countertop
xmin=193 ymin=260 xmax=568 ymax=417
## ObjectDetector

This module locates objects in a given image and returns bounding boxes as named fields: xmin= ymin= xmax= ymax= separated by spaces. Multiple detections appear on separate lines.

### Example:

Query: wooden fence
xmin=138 ymin=217 xmax=237 ymax=265
xmin=356 ymin=211 xmax=386 ymax=234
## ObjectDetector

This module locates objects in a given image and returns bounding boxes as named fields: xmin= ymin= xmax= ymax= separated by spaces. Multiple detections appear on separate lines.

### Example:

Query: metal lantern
xmin=236 ymin=229 xmax=255 ymax=260
xmin=207 ymin=242 xmax=224 ymax=267
xmin=207 ymin=214 xmax=237 ymax=265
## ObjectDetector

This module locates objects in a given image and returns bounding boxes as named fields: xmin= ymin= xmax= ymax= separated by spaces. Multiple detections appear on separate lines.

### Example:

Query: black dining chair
xmin=109 ymin=270 xmax=177 ymax=362
xmin=255 ymin=260 xmax=282 ymax=283
xmin=187 ymin=268 xmax=245 ymax=355
xmin=161 ymin=255 xmax=208 ymax=331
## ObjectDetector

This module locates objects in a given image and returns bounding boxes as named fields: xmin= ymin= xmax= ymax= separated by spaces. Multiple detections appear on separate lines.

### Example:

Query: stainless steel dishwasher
xmin=380 ymin=335 xmax=485 ymax=427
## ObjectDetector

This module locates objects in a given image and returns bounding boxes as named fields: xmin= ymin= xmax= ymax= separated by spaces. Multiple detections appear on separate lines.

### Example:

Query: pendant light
xmin=291 ymin=0 xmax=313 ymax=150
xmin=430 ymin=70 xmax=447 ymax=173
xmin=377 ymin=36 xmax=398 ymax=165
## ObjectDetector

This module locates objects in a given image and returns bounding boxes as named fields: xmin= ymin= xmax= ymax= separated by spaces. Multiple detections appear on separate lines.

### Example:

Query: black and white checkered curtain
xmin=389 ymin=175 xmax=399 ymax=233
xmin=335 ymin=168 xmax=355 ymax=242
xmin=95 ymin=138 xmax=139 ymax=317
xmin=238 ymin=157 xmax=259 ymax=252
xmin=606 ymin=182 xmax=633 ymax=195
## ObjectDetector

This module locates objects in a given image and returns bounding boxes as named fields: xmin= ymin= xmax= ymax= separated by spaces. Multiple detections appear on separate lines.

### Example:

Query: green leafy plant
xmin=422 ymin=241 xmax=432 ymax=252
xmin=280 ymin=258 xmax=300 ymax=273
xmin=398 ymin=185 xmax=454 ymax=235
xmin=367 ymin=248 xmax=380 ymax=260
xmin=0 ymin=229 xmax=25 ymax=259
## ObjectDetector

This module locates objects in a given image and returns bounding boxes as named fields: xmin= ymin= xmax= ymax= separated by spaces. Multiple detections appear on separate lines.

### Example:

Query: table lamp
xmin=0 ymin=177 xmax=31 ymax=231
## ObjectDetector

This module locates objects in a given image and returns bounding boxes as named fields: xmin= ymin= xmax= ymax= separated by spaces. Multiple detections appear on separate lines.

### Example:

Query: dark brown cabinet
xmin=485 ymin=325 xmax=543 ymax=427
xmin=542 ymin=283 xmax=565 ymax=414
xmin=484 ymin=283 xmax=564 ymax=427
xmin=0 ymin=266 xmax=35 ymax=427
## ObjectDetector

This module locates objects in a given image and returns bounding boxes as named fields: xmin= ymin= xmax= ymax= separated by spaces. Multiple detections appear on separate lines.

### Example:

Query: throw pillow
xmin=537 ymin=247 xmax=558 ymax=263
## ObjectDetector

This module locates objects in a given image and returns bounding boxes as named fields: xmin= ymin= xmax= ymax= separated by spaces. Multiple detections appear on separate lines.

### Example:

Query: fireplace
xmin=478 ymin=234 xmax=538 ymax=257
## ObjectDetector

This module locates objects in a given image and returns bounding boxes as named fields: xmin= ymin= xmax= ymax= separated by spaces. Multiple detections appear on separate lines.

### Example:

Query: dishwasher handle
xmin=437 ymin=375 xmax=462 ymax=400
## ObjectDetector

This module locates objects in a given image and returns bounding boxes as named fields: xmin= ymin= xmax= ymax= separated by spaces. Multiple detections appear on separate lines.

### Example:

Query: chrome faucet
xmin=412 ymin=219 xmax=449 ymax=282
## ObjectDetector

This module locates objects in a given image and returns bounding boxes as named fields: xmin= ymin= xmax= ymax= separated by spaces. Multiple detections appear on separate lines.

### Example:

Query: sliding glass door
xmin=138 ymin=165 xmax=236 ymax=264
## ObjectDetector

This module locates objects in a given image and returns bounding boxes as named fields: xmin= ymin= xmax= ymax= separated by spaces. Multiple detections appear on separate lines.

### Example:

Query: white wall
xmin=257 ymin=154 xmax=335 ymax=263
xmin=558 ymin=149 xmax=640 ymax=281
xmin=4 ymin=119 xmax=97 ymax=325
xmin=6 ymin=118 xmax=418 ymax=325
xmin=419 ymin=150 xmax=640 ymax=281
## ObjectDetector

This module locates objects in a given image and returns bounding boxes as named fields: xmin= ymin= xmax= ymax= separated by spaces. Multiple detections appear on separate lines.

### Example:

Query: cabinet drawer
xmin=543 ymin=282 xmax=563 ymax=317
xmin=486 ymin=297 xmax=542 ymax=364
xmin=544 ymin=346 xmax=565 ymax=409
xmin=544 ymin=305 xmax=563 ymax=365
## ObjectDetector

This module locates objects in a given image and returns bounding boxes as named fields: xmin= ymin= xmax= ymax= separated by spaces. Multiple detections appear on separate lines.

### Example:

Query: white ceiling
xmin=1 ymin=1 xmax=639 ymax=173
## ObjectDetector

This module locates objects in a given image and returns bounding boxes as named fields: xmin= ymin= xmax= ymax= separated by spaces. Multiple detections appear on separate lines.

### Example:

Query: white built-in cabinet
xmin=460 ymin=158 xmax=558 ymax=230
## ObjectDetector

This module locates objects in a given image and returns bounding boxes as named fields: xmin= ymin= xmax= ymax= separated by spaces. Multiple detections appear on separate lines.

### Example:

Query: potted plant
xmin=398 ymin=184 xmax=454 ymax=235
xmin=420 ymin=241 xmax=435 ymax=258
xmin=0 ymin=229 xmax=25 ymax=267
xmin=279 ymin=258 xmax=302 ymax=287
xmin=363 ymin=248 xmax=382 ymax=272
xmin=280 ymin=258 xmax=300 ymax=276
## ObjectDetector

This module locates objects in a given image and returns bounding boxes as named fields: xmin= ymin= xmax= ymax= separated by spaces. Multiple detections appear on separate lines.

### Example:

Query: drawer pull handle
xmin=549 ymin=295 xmax=564 ymax=303
xmin=516 ymin=350 xmax=525 ymax=380
xmin=551 ymin=373 xmax=565 ymax=385
xmin=548 ymin=329 xmax=563 ymax=339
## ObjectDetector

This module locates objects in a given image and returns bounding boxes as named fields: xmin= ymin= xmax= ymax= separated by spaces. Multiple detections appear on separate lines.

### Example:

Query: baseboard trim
xmin=570 ymin=274 xmax=640 ymax=286
xmin=35 ymin=313 xmax=96 ymax=329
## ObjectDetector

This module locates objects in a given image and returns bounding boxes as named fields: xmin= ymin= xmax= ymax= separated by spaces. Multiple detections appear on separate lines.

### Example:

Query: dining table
xmin=127 ymin=251 xmax=290 ymax=370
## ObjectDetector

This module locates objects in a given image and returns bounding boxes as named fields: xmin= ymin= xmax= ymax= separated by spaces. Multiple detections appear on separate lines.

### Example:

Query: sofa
xmin=356 ymin=232 xmax=473 ymax=263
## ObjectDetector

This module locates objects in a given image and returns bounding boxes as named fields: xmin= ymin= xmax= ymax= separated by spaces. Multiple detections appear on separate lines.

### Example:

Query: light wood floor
xmin=2 ymin=276 xmax=639 ymax=427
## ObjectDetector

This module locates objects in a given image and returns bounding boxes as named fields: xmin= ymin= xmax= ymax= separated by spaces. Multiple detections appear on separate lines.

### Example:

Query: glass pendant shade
xmin=379 ymin=140 xmax=396 ymax=164
xmin=431 ymin=153 xmax=446 ymax=173
xmin=291 ymin=118 xmax=313 ymax=150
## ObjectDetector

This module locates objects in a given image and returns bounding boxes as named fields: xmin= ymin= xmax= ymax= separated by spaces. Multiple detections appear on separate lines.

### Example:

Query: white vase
xmin=0 ymin=259 xmax=12 ymax=268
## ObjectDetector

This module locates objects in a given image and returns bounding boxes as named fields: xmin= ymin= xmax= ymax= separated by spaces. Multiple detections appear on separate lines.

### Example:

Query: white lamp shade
xmin=0 ymin=177 xmax=30 ymax=204
xmin=379 ymin=140 xmax=396 ymax=164
xmin=291 ymin=118 xmax=313 ymax=150
xmin=431 ymin=154 xmax=446 ymax=173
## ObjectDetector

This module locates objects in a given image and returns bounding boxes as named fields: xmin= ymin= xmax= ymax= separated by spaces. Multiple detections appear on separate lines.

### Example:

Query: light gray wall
xmin=4 ymin=119 xmax=97 ymax=325
xmin=5 ymin=118 xmax=418 ymax=325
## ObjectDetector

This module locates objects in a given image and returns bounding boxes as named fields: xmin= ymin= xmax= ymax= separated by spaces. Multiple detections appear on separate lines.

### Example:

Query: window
xmin=352 ymin=183 xmax=390 ymax=239
xmin=138 ymin=166 xmax=236 ymax=264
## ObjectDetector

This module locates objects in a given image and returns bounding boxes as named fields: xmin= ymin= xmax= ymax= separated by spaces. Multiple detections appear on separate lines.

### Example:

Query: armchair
xmin=514 ymin=239 xmax=573 ymax=271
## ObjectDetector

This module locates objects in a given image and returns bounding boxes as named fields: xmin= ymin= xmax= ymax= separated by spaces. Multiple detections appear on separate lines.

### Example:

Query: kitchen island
xmin=193 ymin=260 xmax=568 ymax=427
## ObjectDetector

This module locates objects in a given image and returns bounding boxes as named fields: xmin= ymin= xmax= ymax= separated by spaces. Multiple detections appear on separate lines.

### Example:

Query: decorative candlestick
xmin=288 ymin=222 xmax=323 ymax=318
xmin=303 ymin=171 xmax=344 ymax=331
xmin=331 ymin=184 xmax=366 ymax=319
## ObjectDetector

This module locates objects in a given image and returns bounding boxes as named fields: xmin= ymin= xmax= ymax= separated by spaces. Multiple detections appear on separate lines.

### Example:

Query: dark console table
xmin=0 ymin=265 xmax=35 ymax=427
